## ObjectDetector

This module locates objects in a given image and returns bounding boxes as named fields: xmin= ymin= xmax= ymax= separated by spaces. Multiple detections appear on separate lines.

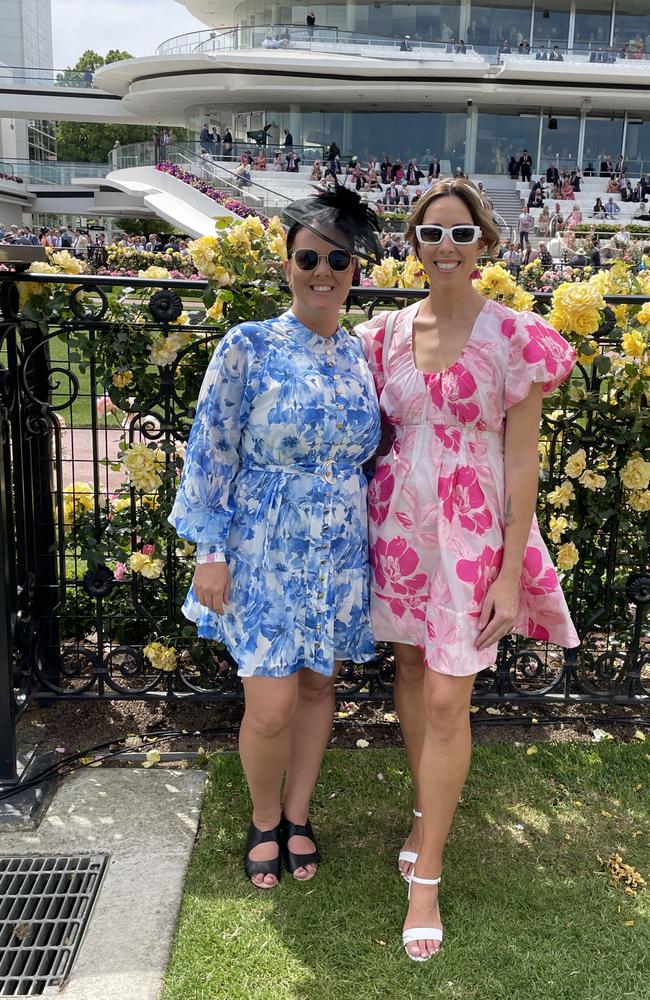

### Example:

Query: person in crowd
xmin=397 ymin=180 xmax=410 ymax=207
xmin=306 ymin=8 xmax=316 ymax=37
xmin=592 ymin=197 xmax=606 ymax=219
xmin=499 ymin=39 xmax=511 ymax=56
xmin=455 ymin=40 xmax=467 ymax=54
xmin=199 ymin=123 xmax=214 ymax=155
xmin=583 ymin=162 xmax=596 ymax=177
xmin=566 ymin=205 xmax=583 ymax=228
xmin=309 ymin=160 xmax=322 ymax=182
xmin=519 ymin=149 xmax=533 ymax=182
xmin=392 ymin=160 xmax=405 ymax=183
xmin=400 ymin=35 xmax=412 ymax=52
xmin=536 ymin=45 xmax=547 ymax=60
xmin=406 ymin=159 xmax=424 ymax=185
xmin=286 ymin=151 xmax=301 ymax=172
xmin=272 ymin=151 xmax=284 ymax=171
xmin=589 ymin=236 xmax=601 ymax=268
xmin=366 ymin=167 xmax=383 ymax=192
xmin=604 ymin=196 xmax=620 ymax=218
xmin=380 ymin=155 xmax=392 ymax=185
xmin=503 ymin=241 xmax=522 ymax=272
xmin=517 ymin=204 xmax=534 ymax=249
xmin=284 ymin=128 xmax=294 ymax=150
xmin=538 ymin=241 xmax=553 ymax=266
xmin=222 ymin=128 xmax=233 ymax=159
xmin=73 ymin=228 xmax=89 ymax=257
xmin=607 ymin=174 xmax=619 ymax=194
xmin=546 ymin=164 xmax=559 ymax=186
xmin=549 ymin=46 xmax=563 ymax=61
xmin=518 ymin=38 xmax=530 ymax=53
xmin=211 ymin=127 xmax=221 ymax=157
xmin=235 ymin=156 xmax=252 ymax=187
xmin=549 ymin=202 xmax=564 ymax=236
xmin=536 ymin=204 xmax=551 ymax=236
xmin=355 ymin=176 xmax=578 ymax=962
xmin=600 ymin=155 xmax=614 ymax=177
xmin=561 ymin=176 xmax=575 ymax=201
xmin=634 ymin=199 xmax=650 ymax=221
xmin=508 ymin=155 xmax=520 ymax=180
xmin=428 ymin=157 xmax=441 ymax=181
xmin=383 ymin=181 xmax=400 ymax=206
xmin=170 ymin=186 xmax=382 ymax=891
xmin=570 ymin=169 xmax=582 ymax=193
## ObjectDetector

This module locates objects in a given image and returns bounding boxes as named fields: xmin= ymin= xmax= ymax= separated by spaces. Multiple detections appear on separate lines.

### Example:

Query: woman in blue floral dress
xmin=170 ymin=188 xmax=382 ymax=888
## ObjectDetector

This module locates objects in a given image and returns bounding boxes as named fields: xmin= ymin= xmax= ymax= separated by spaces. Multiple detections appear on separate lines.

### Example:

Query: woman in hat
xmin=170 ymin=186 xmax=383 ymax=890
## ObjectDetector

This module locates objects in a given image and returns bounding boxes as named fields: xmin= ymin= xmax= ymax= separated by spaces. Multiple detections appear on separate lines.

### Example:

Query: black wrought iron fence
xmin=0 ymin=273 xmax=648 ymax=784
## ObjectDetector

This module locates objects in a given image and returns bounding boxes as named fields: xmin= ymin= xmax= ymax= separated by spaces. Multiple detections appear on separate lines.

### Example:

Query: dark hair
xmin=284 ymin=184 xmax=382 ymax=264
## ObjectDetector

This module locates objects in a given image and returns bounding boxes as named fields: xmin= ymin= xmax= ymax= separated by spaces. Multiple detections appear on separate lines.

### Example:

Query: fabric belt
xmin=241 ymin=460 xmax=362 ymax=485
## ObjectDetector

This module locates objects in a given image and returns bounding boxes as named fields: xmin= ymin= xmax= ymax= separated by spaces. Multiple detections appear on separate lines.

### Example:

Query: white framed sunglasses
xmin=415 ymin=224 xmax=482 ymax=245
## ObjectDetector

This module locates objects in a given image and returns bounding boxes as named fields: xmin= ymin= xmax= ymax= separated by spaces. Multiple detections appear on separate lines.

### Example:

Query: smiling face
xmin=415 ymin=194 xmax=484 ymax=289
xmin=282 ymin=225 xmax=356 ymax=333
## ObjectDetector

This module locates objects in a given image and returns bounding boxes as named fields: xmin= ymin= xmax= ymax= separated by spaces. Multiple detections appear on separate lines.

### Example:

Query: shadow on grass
xmin=163 ymin=743 xmax=649 ymax=1000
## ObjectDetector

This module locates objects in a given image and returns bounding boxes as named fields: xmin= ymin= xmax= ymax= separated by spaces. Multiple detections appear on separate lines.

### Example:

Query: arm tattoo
xmin=504 ymin=495 xmax=514 ymax=527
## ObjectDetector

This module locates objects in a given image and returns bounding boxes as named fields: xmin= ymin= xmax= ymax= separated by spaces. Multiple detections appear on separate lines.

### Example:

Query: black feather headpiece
xmin=283 ymin=182 xmax=383 ymax=265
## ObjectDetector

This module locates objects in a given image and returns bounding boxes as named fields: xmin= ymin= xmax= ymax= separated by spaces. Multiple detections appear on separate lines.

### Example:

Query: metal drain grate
xmin=0 ymin=855 xmax=108 ymax=996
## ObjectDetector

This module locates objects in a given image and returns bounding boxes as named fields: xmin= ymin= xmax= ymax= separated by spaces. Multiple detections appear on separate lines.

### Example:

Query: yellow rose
xmin=112 ymin=370 xmax=133 ymax=388
xmin=556 ymin=541 xmax=579 ymax=571
xmin=112 ymin=496 xmax=131 ymax=513
xmin=149 ymin=337 xmax=178 ymax=367
xmin=612 ymin=304 xmax=629 ymax=327
xmin=564 ymin=449 xmax=586 ymax=479
xmin=548 ymin=515 xmax=569 ymax=544
xmin=206 ymin=297 xmax=224 ymax=322
xmin=628 ymin=490 xmax=650 ymax=512
xmin=621 ymin=331 xmax=646 ymax=358
xmin=143 ymin=641 xmax=177 ymax=672
xmin=636 ymin=302 xmax=650 ymax=327
xmin=140 ymin=558 xmax=165 ymax=579
xmin=620 ymin=455 xmax=650 ymax=491
xmin=171 ymin=311 xmax=190 ymax=326
xmin=547 ymin=282 xmax=604 ymax=337
xmin=370 ymin=259 xmax=398 ymax=288
xmin=49 ymin=249 xmax=85 ymax=274
xmin=579 ymin=469 xmax=607 ymax=491
xmin=129 ymin=552 xmax=149 ymax=572
xmin=243 ymin=216 xmax=266 ymax=240
xmin=138 ymin=265 xmax=170 ymax=279
xmin=547 ymin=480 xmax=576 ymax=509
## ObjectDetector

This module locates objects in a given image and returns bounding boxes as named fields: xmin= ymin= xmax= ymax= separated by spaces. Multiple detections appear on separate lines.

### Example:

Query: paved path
xmin=0 ymin=768 xmax=206 ymax=1000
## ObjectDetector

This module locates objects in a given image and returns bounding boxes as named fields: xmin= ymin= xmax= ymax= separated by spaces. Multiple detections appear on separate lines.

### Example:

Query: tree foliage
xmin=56 ymin=50 xmax=157 ymax=163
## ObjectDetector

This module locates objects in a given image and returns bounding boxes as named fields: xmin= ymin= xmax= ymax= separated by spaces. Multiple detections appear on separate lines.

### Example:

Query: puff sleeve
xmin=354 ymin=311 xmax=391 ymax=397
xmin=504 ymin=310 xmax=576 ymax=410
xmin=168 ymin=325 xmax=255 ymax=554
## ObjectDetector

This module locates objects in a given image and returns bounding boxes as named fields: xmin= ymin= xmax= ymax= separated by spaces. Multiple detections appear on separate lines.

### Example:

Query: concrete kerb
xmin=0 ymin=767 xmax=207 ymax=1000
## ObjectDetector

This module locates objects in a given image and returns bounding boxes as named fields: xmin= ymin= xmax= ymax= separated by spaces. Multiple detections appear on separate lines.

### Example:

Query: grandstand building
xmin=95 ymin=1 xmax=650 ymax=177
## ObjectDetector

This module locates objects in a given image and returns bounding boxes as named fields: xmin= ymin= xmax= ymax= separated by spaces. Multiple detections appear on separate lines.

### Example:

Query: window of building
xmin=539 ymin=115 xmax=580 ymax=173
xmin=613 ymin=2 xmax=650 ymax=55
xmin=573 ymin=0 xmax=613 ymax=51
xmin=582 ymin=116 xmax=624 ymax=174
xmin=475 ymin=111 xmax=540 ymax=173
xmin=624 ymin=117 xmax=650 ymax=177
xmin=467 ymin=1 xmax=532 ymax=49
xmin=532 ymin=0 xmax=571 ymax=50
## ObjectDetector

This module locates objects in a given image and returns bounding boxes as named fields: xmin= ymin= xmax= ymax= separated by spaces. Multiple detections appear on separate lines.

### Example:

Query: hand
xmin=475 ymin=575 xmax=519 ymax=651
xmin=193 ymin=562 xmax=231 ymax=615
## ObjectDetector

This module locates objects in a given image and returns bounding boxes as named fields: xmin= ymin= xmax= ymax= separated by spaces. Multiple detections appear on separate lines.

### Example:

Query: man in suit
xmin=536 ymin=46 xmax=548 ymax=60
xmin=549 ymin=46 xmax=564 ymax=62
xmin=519 ymin=149 xmax=533 ymax=183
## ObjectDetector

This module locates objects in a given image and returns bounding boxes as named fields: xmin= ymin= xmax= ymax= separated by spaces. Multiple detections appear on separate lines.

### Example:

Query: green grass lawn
xmin=163 ymin=742 xmax=649 ymax=1000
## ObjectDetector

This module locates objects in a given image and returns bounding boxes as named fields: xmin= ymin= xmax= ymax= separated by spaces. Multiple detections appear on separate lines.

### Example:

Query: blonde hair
xmin=405 ymin=177 xmax=501 ymax=257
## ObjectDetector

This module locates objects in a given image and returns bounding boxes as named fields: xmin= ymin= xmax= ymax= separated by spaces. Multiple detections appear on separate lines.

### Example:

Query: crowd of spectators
xmin=0 ymin=224 xmax=193 ymax=264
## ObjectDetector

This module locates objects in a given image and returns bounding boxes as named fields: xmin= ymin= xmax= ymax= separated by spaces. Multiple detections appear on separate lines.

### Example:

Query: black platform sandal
xmin=280 ymin=813 xmax=321 ymax=879
xmin=244 ymin=821 xmax=282 ymax=889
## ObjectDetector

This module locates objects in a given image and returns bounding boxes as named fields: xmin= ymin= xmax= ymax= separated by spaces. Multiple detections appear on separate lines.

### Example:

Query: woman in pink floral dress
xmin=356 ymin=177 xmax=580 ymax=961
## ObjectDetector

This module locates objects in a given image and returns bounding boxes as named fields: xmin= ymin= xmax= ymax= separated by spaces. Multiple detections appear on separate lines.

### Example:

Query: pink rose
xmin=113 ymin=562 xmax=127 ymax=581
xmin=142 ymin=543 xmax=155 ymax=556
xmin=97 ymin=394 xmax=117 ymax=417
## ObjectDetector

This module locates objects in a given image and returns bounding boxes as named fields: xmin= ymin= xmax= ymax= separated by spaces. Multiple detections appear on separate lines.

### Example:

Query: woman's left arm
xmin=475 ymin=383 xmax=543 ymax=650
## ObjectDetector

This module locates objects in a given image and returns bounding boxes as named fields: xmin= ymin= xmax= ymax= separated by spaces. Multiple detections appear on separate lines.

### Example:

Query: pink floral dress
xmin=355 ymin=298 xmax=581 ymax=676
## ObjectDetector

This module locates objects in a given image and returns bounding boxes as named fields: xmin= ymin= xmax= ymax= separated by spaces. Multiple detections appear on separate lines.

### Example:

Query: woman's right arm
xmin=169 ymin=326 xmax=256 ymax=610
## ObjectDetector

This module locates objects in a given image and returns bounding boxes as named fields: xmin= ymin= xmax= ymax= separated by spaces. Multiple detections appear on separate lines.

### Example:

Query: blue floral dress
xmin=169 ymin=309 xmax=381 ymax=677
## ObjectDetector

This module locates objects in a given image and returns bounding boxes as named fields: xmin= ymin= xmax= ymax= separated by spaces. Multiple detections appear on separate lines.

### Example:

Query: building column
xmin=465 ymin=105 xmax=478 ymax=174
xmin=459 ymin=0 xmax=471 ymax=42
xmin=576 ymin=114 xmax=586 ymax=168
xmin=289 ymin=103 xmax=301 ymax=147
xmin=345 ymin=0 xmax=357 ymax=33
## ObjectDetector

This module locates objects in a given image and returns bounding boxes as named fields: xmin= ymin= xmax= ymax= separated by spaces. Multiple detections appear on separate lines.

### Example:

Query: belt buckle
xmin=322 ymin=459 xmax=336 ymax=485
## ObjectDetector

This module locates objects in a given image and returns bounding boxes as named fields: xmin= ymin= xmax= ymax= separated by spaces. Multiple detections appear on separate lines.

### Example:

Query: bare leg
xmin=239 ymin=674 xmax=300 ymax=888
xmin=393 ymin=643 xmax=426 ymax=878
xmin=403 ymin=670 xmax=475 ymax=959
xmin=283 ymin=661 xmax=342 ymax=879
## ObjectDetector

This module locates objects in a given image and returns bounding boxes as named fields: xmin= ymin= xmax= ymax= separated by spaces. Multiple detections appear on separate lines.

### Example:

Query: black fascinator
xmin=283 ymin=182 xmax=383 ymax=265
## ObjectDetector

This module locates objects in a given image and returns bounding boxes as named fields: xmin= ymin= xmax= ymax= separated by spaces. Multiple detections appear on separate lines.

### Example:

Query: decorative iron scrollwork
xmin=625 ymin=575 xmax=650 ymax=606
xmin=82 ymin=566 xmax=115 ymax=598
xmin=149 ymin=289 xmax=183 ymax=324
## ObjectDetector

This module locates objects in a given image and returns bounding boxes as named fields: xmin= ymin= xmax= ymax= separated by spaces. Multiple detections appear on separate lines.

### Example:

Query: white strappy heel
xmin=402 ymin=873 xmax=443 ymax=962
xmin=397 ymin=808 xmax=422 ymax=881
